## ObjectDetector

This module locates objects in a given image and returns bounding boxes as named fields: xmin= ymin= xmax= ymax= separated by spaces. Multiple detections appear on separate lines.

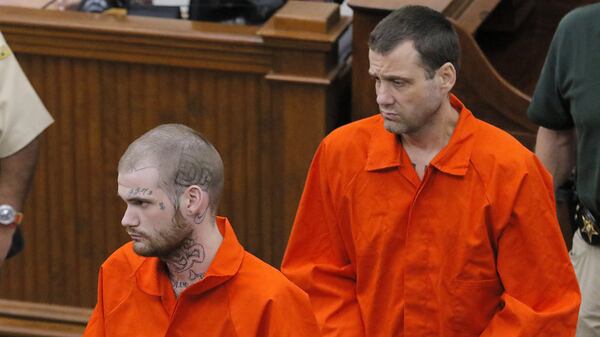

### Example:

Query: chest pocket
xmin=446 ymin=278 xmax=503 ymax=336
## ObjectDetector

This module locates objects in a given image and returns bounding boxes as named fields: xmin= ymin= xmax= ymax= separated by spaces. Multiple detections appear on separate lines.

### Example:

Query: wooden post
xmin=258 ymin=1 xmax=352 ymax=250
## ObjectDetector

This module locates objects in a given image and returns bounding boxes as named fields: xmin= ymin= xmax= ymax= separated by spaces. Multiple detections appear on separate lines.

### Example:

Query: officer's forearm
xmin=0 ymin=137 xmax=40 ymax=264
xmin=534 ymin=127 xmax=576 ymax=189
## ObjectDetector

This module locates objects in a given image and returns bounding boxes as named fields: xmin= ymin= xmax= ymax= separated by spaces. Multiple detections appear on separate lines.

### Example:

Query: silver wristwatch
xmin=0 ymin=205 xmax=23 ymax=227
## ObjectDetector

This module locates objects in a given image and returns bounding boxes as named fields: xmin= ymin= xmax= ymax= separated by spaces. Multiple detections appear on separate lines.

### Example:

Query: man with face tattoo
xmin=83 ymin=124 xmax=320 ymax=337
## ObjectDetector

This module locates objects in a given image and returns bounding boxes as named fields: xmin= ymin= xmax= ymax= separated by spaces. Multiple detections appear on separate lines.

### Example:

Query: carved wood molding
xmin=0 ymin=6 xmax=270 ymax=73
xmin=347 ymin=0 xmax=501 ymax=34
xmin=451 ymin=18 xmax=534 ymax=132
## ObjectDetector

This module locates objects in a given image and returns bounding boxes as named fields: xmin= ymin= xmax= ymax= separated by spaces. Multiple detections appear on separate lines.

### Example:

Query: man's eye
xmin=131 ymin=200 xmax=150 ymax=207
xmin=392 ymin=80 xmax=405 ymax=87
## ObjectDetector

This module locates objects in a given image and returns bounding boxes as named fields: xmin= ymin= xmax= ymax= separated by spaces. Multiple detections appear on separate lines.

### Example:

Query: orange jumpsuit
xmin=84 ymin=217 xmax=321 ymax=337
xmin=282 ymin=96 xmax=580 ymax=337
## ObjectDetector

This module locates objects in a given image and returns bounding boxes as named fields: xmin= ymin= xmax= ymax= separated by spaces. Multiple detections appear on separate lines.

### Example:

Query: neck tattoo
xmin=165 ymin=238 xmax=206 ymax=273
xmin=165 ymin=238 xmax=207 ymax=295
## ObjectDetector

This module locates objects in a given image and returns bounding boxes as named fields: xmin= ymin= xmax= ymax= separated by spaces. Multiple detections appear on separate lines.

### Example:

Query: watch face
xmin=0 ymin=205 xmax=15 ymax=225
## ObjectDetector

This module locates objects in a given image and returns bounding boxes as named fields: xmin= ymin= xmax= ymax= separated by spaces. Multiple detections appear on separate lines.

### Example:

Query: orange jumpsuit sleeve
xmin=254 ymin=282 xmax=323 ymax=336
xmin=83 ymin=268 xmax=106 ymax=337
xmin=281 ymin=142 xmax=366 ymax=337
xmin=480 ymin=157 xmax=580 ymax=336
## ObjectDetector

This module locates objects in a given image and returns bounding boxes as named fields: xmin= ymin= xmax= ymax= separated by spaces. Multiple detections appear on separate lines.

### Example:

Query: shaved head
xmin=118 ymin=124 xmax=224 ymax=211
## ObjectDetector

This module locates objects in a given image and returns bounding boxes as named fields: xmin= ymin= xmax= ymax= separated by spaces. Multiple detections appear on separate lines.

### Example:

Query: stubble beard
xmin=382 ymin=99 xmax=443 ymax=136
xmin=383 ymin=118 xmax=411 ymax=135
xmin=132 ymin=211 xmax=193 ymax=258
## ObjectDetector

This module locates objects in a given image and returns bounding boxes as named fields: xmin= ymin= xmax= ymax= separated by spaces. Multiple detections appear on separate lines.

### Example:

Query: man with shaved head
xmin=84 ymin=124 xmax=320 ymax=337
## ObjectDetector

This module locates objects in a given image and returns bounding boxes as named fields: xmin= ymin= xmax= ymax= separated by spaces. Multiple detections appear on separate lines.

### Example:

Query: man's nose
xmin=376 ymin=82 xmax=394 ymax=106
xmin=121 ymin=206 xmax=139 ymax=228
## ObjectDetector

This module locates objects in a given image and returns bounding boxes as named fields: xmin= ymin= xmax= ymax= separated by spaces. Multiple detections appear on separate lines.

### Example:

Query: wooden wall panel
xmin=0 ymin=56 xmax=278 ymax=308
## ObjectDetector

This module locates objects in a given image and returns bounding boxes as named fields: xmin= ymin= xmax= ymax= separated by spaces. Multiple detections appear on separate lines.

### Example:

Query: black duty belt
xmin=574 ymin=201 xmax=600 ymax=245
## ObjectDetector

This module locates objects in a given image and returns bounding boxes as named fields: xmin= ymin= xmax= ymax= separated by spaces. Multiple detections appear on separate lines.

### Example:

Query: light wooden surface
xmin=273 ymin=1 xmax=340 ymax=33
xmin=0 ymin=299 xmax=90 ymax=336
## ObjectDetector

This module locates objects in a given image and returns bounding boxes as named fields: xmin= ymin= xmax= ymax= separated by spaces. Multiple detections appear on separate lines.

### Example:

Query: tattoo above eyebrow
xmin=159 ymin=202 xmax=165 ymax=210
xmin=128 ymin=187 xmax=154 ymax=197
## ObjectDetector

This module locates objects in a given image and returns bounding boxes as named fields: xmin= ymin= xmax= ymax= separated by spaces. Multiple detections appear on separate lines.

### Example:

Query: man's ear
xmin=181 ymin=185 xmax=209 ymax=216
xmin=436 ymin=62 xmax=456 ymax=92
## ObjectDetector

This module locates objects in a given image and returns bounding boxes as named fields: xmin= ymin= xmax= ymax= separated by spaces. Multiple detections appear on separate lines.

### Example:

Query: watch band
xmin=14 ymin=212 xmax=23 ymax=225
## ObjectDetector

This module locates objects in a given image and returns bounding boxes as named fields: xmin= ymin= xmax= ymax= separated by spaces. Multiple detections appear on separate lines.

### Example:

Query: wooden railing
xmin=0 ymin=299 xmax=90 ymax=336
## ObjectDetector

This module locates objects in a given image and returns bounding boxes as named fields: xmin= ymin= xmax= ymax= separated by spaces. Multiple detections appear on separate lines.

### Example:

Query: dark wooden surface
xmin=0 ymin=2 xmax=350 ymax=310
xmin=477 ymin=0 xmax=599 ymax=96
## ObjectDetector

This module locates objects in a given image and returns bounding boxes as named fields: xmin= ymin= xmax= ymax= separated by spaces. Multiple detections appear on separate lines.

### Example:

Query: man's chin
xmin=132 ymin=242 xmax=156 ymax=257
xmin=132 ymin=241 xmax=180 ymax=258
xmin=383 ymin=120 xmax=408 ymax=135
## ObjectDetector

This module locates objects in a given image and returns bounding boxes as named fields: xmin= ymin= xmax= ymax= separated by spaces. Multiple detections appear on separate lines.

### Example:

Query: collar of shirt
xmin=365 ymin=94 xmax=476 ymax=177
xmin=134 ymin=216 xmax=245 ymax=299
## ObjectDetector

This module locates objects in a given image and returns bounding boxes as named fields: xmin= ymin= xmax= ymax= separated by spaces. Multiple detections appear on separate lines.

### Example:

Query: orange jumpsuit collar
xmin=365 ymin=94 xmax=475 ymax=177
xmin=134 ymin=216 xmax=245 ymax=298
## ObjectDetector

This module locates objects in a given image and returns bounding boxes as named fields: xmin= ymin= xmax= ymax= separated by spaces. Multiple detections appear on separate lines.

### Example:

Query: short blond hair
xmin=118 ymin=124 xmax=224 ymax=211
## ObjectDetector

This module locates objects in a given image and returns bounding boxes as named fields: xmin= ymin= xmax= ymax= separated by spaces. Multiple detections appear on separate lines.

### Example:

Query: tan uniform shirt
xmin=0 ymin=32 xmax=53 ymax=157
